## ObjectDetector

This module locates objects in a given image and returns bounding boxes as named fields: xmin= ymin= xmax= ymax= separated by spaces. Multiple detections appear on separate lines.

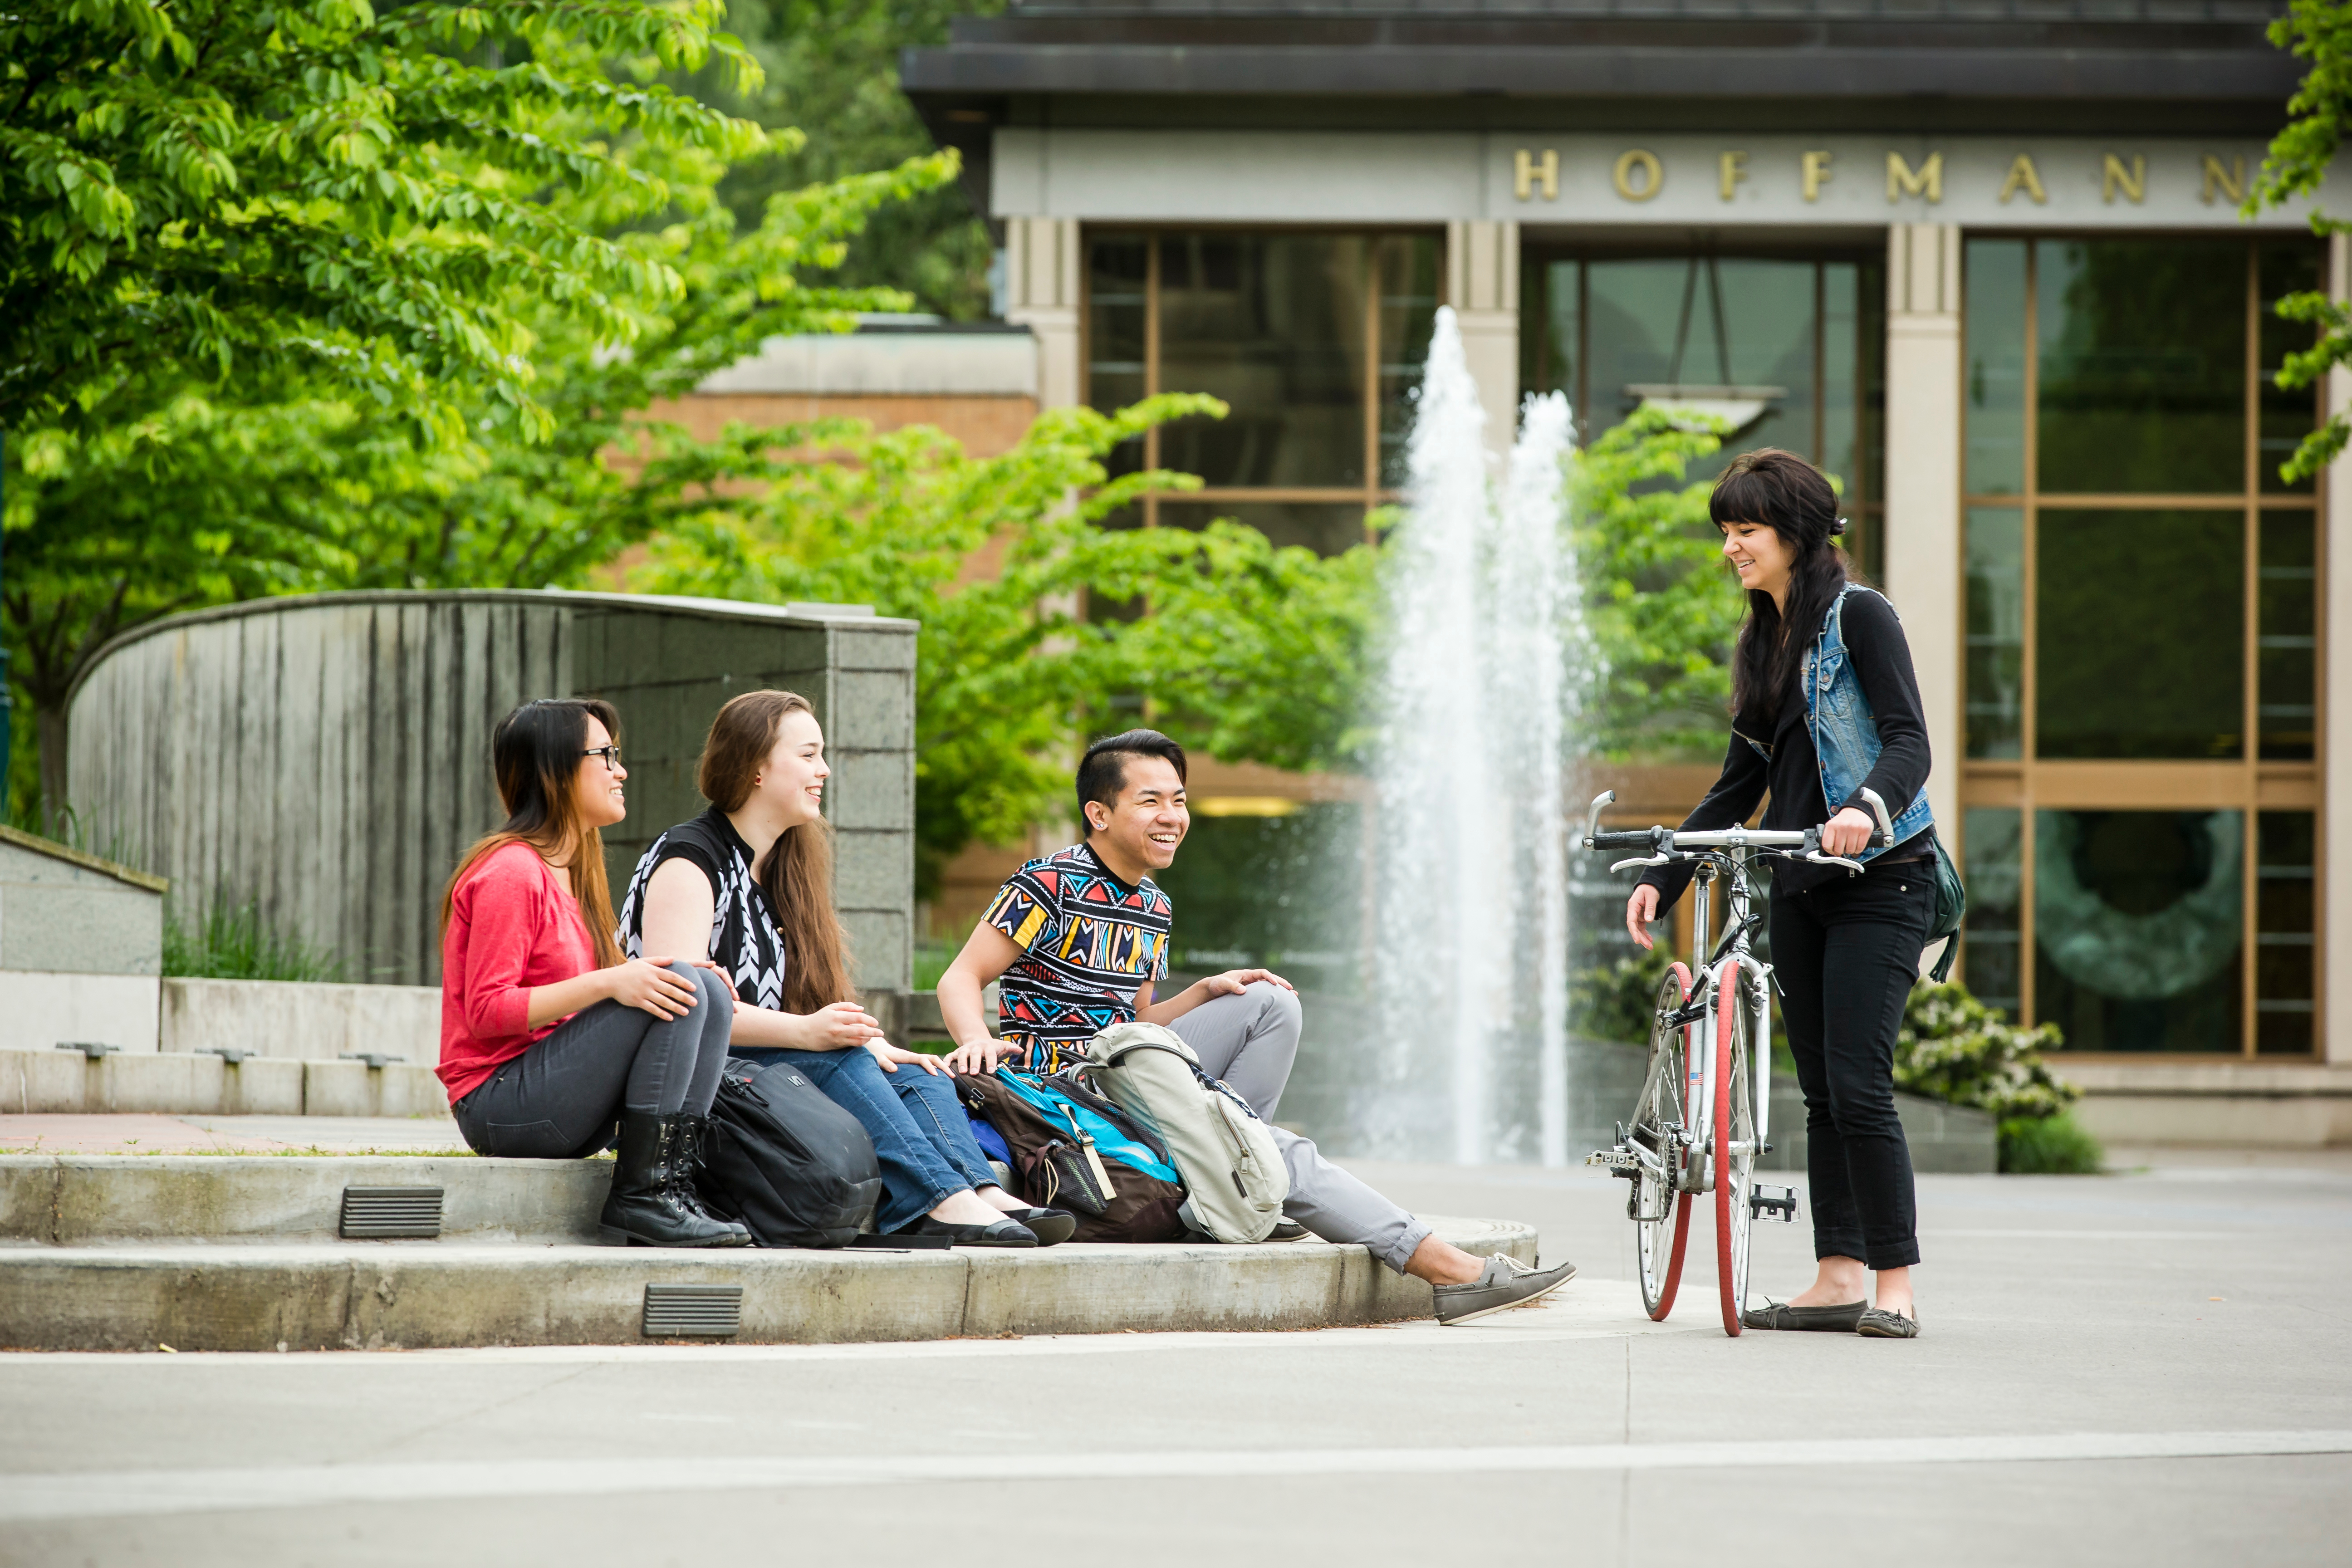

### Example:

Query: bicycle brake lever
xmin=1803 ymin=851 xmax=1866 ymax=873
xmin=1610 ymin=854 xmax=1674 ymax=873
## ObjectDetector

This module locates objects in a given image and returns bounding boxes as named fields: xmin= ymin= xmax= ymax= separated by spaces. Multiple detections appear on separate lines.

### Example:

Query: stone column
xmin=2323 ymin=234 xmax=2352 ymax=1065
xmin=1003 ymin=216 xmax=1082 ymax=408
xmin=1446 ymin=220 xmax=1520 ymax=457
xmin=1881 ymin=223 xmax=1964 ymax=839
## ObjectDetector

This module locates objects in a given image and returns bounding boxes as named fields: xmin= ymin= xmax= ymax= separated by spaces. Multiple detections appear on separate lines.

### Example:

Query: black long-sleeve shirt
xmin=1637 ymin=589 xmax=1933 ymax=909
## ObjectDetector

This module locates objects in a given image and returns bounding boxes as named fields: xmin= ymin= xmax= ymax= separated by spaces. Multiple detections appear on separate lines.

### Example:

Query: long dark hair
xmin=1712 ymin=449 xmax=1857 ymax=722
xmin=441 ymin=698 xmax=626 ymax=968
xmin=696 ymin=690 xmax=853 ymax=1016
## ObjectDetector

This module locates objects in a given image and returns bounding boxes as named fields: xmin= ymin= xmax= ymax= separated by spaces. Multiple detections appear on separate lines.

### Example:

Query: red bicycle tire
xmin=1646 ymin=961 xmax=1697 ymax=1323
xmin=1714 ymin=972 xmax=1744 ymax=1337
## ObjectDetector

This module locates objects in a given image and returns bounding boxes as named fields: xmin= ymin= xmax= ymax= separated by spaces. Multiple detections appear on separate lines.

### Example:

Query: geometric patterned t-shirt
xmin=984 ymin=842 xmax=1173 ymax=1073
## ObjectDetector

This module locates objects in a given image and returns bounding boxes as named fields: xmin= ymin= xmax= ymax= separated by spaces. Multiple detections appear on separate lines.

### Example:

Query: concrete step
xmin=0 ymin=1048 xmax=446 ymax=1117
xmin=1 ymin=1155 xmax=594 ymax=1245
xmin=0 ymin=1218 xmax=1537 ymax=1352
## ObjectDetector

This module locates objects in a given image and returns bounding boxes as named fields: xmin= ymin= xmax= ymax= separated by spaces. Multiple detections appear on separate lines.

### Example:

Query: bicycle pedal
xmin=1586 ymin=1147 xmax=1640 ymax=1178
xmin=1748 ymin=1184 xmax=1798 ymax=1223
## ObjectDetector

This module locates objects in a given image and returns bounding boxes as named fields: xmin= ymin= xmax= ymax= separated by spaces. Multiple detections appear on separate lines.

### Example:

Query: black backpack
xmin=700 ymin=1056 xmax=882 ymax=1247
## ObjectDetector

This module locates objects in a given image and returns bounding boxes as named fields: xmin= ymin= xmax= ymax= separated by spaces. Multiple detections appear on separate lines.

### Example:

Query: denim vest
xmin=1764 ymin=586 xmax=1936 ymax=866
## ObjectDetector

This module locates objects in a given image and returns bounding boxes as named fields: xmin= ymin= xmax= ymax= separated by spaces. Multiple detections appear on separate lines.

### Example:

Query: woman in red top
xmin=439 ymin=698 xmax=746 ymax=1249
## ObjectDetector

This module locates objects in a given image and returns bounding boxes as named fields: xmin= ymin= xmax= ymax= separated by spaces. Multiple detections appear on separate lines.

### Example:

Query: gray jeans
xmin=1168 ymin=981 xmax=1433 ymax=1274
xmin=452 ymin=963 xmax=734 ymax=1160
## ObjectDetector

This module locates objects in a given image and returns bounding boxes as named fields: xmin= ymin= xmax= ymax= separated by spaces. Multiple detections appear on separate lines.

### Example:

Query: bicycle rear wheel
xmin=1714 ymin=970 xmax=1758 ymax=1337
xmin=1633 ymin=962 xmax=1695 ymax=1321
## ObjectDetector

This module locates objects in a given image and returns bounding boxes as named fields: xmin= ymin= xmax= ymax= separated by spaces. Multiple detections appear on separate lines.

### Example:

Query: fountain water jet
xmin=1367 ymin=308 xmax=1590 ymax=1165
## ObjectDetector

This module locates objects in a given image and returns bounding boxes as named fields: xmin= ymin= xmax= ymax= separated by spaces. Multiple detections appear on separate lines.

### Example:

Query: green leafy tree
xmin=1571 ymin=410 xmax=1740 ymax=761
xmin=631 ymin=397 xmax=1384 ymax=894
xmin=692 ymin=0 xmax=1005 ymax=318
xmin=3 ymin=0 xmax=952 ymax=819
xmin=2248 ymin=0 xmax=2352 ymax=480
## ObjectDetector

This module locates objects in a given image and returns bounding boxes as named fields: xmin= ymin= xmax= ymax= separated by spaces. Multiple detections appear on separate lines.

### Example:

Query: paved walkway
xmin=1 ymin=1147 xmax=2345 ymax=1565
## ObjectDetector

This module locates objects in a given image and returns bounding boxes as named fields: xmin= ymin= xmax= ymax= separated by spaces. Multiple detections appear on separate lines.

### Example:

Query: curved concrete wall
xmin=67 ymin=591 xmax=916 ymax=991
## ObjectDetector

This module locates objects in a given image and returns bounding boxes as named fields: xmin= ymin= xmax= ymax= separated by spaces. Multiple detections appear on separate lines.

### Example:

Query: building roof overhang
xmin=903 ymin=3 xmax=2304 ymax=211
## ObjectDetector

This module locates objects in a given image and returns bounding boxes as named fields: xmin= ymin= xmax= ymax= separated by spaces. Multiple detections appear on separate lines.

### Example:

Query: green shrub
xmin=1897 ymin=981 xmax=2102 ymax=1173
xmin=1999 ymin=1112 xmax=2105 ymax=1175
xmin=163 ymin=897 xmax=345 ymax=984
xmin=1895 ymin=981 xmax=2077 ymax=1121
xmin=1570 ymin=944 xmax=1679 ymax=1045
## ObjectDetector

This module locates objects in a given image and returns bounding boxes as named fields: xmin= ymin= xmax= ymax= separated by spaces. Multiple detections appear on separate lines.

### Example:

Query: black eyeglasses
xmin=582 ymin=745 xmax=623 ymax=772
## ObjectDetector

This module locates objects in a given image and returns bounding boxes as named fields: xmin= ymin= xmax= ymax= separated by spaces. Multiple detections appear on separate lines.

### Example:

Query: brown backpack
xmin=955 ymin=1073 xmax=1190 ymax=1243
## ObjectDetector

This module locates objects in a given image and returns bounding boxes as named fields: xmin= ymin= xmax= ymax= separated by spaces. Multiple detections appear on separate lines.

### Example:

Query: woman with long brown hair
xmin=1626 ymin=450 xmax=1936 ymax=1337
xmin=622 ymin=690 xmax=1069 ymax=1247
xmin=438 ymin=698 xmax=746 ymax=1249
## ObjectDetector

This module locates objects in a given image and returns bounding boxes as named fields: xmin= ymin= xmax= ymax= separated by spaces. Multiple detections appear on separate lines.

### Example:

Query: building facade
xmin=903 ymin=0 xmax=2352 ymax=1096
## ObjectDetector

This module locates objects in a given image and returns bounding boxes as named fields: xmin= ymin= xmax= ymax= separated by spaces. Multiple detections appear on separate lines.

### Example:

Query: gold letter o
xmin=1613 ymin=149 xmax=1664 ymax=202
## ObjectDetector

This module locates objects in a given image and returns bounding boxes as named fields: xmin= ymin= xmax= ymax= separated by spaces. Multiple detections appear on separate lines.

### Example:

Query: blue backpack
xmin=989 ymin=1069 xmax=1182 ymax=1185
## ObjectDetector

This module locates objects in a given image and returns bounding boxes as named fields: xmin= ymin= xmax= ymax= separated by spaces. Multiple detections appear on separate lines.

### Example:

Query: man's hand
xmin=942 ymin=1036 xmax=1015 ymax=1076
xmin=1201 ymin=967 xmax=1293 ymax=998
xmin=1820 ymin=805 xmax=1877 ymax=859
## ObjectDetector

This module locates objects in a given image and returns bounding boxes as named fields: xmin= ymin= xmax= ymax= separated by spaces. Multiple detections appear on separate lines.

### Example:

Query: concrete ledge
xmin=0 ymin=1219 xmax=1534 ymax=1352
xmin=0 ymin=1051 xmax=446 ymax=1118
xmin=0 ymin=1156 xmax=604 ymax=1245
xmin=160 ymin=978 xmax=441 ymax=1067
xmin=2060 ymin=1061 xmax=2352 ymax=1147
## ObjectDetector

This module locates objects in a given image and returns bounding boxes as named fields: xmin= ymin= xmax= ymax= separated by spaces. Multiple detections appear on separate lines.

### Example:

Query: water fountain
xmin=1362 ymin=308 xmax=1591 ymax=1165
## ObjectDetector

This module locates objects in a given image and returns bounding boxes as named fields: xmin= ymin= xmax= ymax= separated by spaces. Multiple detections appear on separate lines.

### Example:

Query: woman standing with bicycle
xmin=1624 ymin=449 xmax=1935 ymax=1339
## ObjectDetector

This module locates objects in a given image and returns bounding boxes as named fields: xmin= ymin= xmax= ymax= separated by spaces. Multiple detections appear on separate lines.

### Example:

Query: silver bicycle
xmin=1580 ymin=788 xmax=1895 ymax=1336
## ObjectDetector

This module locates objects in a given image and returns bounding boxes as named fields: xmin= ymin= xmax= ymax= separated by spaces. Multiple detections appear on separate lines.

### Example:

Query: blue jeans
xmin=758 ymin=1048 xmax=999 ymax=1233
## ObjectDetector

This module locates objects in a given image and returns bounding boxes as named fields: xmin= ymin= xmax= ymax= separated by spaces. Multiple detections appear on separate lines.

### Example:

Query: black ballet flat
xmin=904 ymin=1215 xmax=1039 ymax=1248
xmin=1005 ymin=1206 xmax=1077 ymax=1246
xmin=1740 ymin=1298 xmax=1868 ymax=1332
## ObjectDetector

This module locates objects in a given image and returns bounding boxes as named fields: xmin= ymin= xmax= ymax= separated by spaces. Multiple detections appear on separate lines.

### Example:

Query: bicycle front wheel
xmin=1633 ymin=962 xmax=1695 ymax=1321
xmin=1713 ymin=969 xmax=1758 ymax=1337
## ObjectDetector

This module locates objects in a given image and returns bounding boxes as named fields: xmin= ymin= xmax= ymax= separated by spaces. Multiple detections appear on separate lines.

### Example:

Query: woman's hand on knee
xmin=865 ymin=1041 xmax=943 ymax=1076
xmin=793 ymin=1000 xmax=883 ymax=1052
xmin=1625 ymin=885 xmax=1661 ymax=951
xmin=605 ymin=957 xmax=701 ymax=1019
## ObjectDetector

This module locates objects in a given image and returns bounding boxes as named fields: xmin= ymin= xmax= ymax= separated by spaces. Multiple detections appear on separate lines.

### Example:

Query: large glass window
xmin=1958 ymin=235 xmax=2324 ymax=1057
xmin=1525 ymin=249 xmax=1885 ymax=575
xmin=1084 ymin=230 xmax=1441 ymax=554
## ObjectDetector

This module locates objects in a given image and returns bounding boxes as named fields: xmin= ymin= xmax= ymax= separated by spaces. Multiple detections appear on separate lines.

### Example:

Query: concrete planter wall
xmin=66 ymin=590 xmax=917 ymax=994
xmin=161 ymin=978 xmax=441 ymax=1067
xmin=0 ymin=826 xmax=169 ymax=1055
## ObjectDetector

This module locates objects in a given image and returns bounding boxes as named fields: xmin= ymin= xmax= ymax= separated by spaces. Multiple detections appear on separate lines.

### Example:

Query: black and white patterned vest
xmin=617 ymin=807 xmax=787 ymax=1011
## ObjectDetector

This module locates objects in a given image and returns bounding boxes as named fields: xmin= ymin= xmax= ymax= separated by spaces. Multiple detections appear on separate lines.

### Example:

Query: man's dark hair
xmin=1077 ymin=729 xmax=1188 ymax=829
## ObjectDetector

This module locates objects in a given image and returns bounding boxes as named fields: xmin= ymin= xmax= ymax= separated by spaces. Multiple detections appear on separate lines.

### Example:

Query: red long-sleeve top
xmin=437 ymin=842 xmax=600 ymax=1104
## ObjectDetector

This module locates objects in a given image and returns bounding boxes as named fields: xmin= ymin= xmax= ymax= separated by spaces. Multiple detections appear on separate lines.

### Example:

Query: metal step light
xmin=340 ymin=1186 xmax=445 ymax=1239
xmin=643 ymin=1284 xmax=743 ymax=1339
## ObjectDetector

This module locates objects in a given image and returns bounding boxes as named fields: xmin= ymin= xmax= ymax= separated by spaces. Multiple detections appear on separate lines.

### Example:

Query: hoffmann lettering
xmin=1508 ymin=147 xmax=2249 ymax=206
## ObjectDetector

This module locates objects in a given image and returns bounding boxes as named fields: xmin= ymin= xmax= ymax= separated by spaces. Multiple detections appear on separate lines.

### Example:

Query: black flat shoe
xmin=905 ymin=1215 xmax=1038 ymax=1248
xmin=1856 ymin=1305 xmax=1921 ymax=1338
xmin=1740 ymin=1298 xmax=1869 ymax=1332
xmin=1005 ymin=1206 xmax=1076 ymax=1245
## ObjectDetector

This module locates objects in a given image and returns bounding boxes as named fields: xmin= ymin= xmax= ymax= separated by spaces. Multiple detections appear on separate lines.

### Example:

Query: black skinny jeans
xmin=1769 ymin=866 xmax=1936 ymax=1271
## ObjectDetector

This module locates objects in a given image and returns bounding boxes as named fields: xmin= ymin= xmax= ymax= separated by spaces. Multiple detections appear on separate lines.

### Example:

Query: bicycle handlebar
xmin=1577 ymin=789 xmax=1894 ymax=862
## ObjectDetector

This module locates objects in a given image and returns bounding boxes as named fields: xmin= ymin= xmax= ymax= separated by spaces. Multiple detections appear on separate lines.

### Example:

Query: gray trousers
xmin=1168 ymin=981 xmax=1432 ymax=1274
xmin=452 ymin=964 xmax=734 ymax=1160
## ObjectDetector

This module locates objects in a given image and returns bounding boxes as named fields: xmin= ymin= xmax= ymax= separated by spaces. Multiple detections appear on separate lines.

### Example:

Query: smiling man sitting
xmin=937 ymin=728 xmax=1576 ymax=1324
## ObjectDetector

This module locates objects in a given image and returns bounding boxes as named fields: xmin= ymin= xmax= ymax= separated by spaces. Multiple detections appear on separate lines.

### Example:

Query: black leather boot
xmin=673 ymin=1113 xmax=752 ymax=1246
xmin=599 ymin=1111 xmax=742 ymax=1247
